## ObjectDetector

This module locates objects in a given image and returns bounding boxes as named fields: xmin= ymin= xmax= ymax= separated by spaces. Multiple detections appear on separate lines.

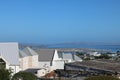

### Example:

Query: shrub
xmin=0 ymin=68 xmax=12 ymax=80
xmin=12 ymin=71 xmax=37 ymax=80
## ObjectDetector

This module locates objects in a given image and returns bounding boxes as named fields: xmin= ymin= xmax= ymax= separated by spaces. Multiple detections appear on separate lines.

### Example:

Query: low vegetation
xmin=0 ymin=68 xmax=12 ymax=80
xmin=84 ymin=75 xmax=120 ymax=80
xmin=12 ymin=71 xmax=37 ymax=80
xmin=95 ymin=54 xmax=111 ymax=59
xmin=0 ymin=68 xmax=37 ymax=80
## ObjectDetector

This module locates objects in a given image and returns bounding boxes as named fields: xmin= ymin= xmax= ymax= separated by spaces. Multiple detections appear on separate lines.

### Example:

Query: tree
xmin=84 ymin=75 xmax=119 ymax=80
xmin=12 ymin=71 xmax=37 ymax=80
xmin=0 ymin=68 xmax=12 ymax=80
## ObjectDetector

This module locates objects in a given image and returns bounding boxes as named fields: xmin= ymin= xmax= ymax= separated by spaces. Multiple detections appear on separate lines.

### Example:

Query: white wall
xmin=32 ymin=55 xmax=38 ymax=68
xmin=19 ymin=57 xmax=29 ymax=70
xmin=6 ymin=63 xmax=10 ymax=69
xmin=38 ymin=61 xmax=51 ymax=69
xmin=37 ymin=61 xmax=51 ymax=77
xmin=52 ymin=60 xmax=64 ymax=70
xmin=19 ymin=55 xmax=39 ymax=70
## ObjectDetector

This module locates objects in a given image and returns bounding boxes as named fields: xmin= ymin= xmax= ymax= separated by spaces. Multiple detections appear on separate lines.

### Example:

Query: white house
xmin=87 ymin=51 xmax=101 ymax=56
xmin=35 ymin=49 xmax=82 ymax=77
xmin=35 ymin=49 xmax=56 ymax=77
xmin=52 ymin=50 xmax=83 ymax=70
xmin=19 ymin=48 xmax=82 ymax=77
xmin=51 ymin=50 xmax=65 ymax=70
xmin=0 ymin=42 xmax=19 ymax=74
xmin=19 ymin=47 xmax=38 ymax=70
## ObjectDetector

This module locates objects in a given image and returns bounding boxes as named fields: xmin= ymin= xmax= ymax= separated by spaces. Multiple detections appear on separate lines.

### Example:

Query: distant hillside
xmin=19 ymin=43 xmax=47 ymax=49
xmin=49 ymin=42 xmax=120 ymax=46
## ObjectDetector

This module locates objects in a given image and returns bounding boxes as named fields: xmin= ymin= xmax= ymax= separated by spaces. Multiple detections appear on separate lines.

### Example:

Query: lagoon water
xmin=48 ymin=44 xmax=120 ymax=52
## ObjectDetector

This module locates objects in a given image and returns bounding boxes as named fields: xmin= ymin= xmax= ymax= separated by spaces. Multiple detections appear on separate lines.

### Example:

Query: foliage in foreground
xmin=0 ymin=68 xmax=12 ymax=80
xmin=12 ymin=71 xmax=37 ymax=80
xmin=84 ymin=75 xmax=120 ymax=80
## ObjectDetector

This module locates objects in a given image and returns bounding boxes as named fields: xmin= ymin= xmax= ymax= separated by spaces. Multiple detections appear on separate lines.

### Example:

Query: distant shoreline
xmin=47 ymin=44 xmax=120 ymax=52
xmin=19 ymin=43 xmax=120 ymax=52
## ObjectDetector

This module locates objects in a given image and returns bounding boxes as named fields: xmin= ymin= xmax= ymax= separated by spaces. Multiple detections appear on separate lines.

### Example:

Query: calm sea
xmin=48 ymin=44 xmax=120 ymax=52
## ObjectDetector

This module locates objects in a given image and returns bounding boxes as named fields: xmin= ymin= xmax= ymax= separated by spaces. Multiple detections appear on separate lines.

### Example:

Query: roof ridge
xmin=23 ymin=47 xmax=38 ymax=56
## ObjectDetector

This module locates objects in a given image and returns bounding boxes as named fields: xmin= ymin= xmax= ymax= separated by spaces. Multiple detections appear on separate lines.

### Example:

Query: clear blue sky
xmin=0 ymin=0 xmax=120 ymax=44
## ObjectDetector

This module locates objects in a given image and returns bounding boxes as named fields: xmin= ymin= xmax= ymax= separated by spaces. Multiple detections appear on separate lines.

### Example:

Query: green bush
xmin=84 ymin=75 xmax=119 ymax=80
xmin=0 ymin=69 xmax=12 ymax=80
xmin=12 ymin=71 xmax=37 ymax=80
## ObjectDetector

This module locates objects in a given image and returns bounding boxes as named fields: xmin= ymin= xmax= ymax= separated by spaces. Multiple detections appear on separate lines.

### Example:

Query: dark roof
xmin=24 ymin=68 xmax=41 ymax=74
xmin=66 ymin=60 xmax=120 ymax=72
xmin=35 ymin=49 xmax=55 ymax=61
